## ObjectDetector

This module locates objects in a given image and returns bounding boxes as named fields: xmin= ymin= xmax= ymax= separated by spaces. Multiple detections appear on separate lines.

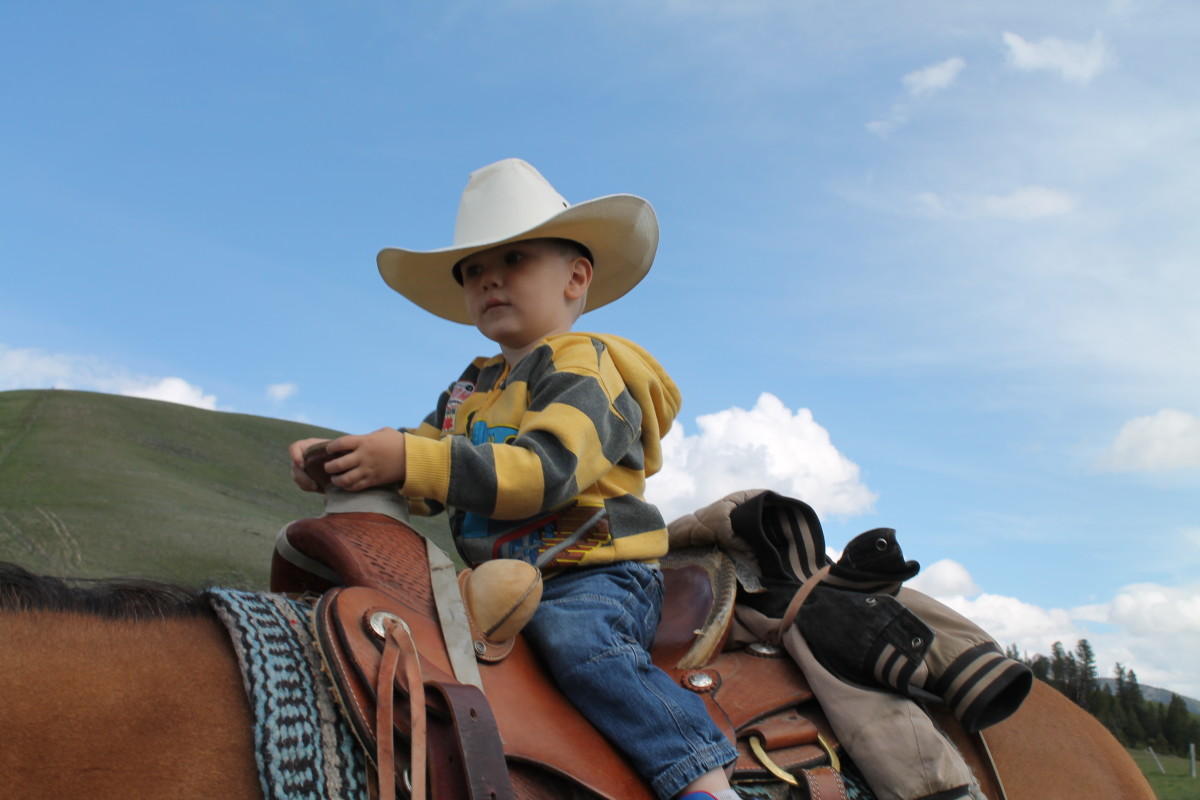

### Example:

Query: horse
xmin=0 ymin=515 xmax=1156 ymax=800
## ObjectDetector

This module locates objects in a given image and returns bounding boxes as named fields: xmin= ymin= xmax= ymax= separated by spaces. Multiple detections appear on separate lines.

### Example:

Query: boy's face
xmin=458 ymin=239 xmax=592 ymax=356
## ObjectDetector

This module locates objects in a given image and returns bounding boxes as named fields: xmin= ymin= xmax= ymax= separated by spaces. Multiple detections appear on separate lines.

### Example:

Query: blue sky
xmin=3 ymin=1 xmax=1198 ymax=697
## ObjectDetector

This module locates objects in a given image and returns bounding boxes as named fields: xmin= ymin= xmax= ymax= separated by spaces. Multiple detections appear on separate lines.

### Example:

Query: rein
xmin=772 ymin=563 xmax=833 ymax=645
xmin=373 ymin=614 xmax=427 ymax=800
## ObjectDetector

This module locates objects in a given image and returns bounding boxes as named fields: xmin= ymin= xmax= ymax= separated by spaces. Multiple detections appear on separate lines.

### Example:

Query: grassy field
xmin=1130 ymin=748 xmax=1199 ymax=800
xmin=0 ymin=389 xmax=453 ymax=588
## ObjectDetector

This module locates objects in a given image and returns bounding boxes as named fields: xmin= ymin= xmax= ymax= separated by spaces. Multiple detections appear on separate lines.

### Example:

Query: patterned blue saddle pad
xmin=206 ymin=589 xmax=368 ymax=800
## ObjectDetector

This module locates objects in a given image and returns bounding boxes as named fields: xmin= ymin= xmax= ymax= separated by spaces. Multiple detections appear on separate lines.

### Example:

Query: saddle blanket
xmin=206 ymin=588 xmax=368 ymax=800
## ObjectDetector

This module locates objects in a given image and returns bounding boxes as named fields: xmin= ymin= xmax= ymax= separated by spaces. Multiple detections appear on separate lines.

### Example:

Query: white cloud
xmin=913 ymin=191 xmax=948 ymax=218
xmin=975 ymin=185 xmax=1076 ymax=219
xmin=1104 ymin=583 xmax=1200 ymax=635
xmin=1002 ymin=31 xmax=1112 ymax=84
xmin=903 ymin=57 xmax=966 ymax=96
xmin=1070 ymin=602 xmax=1110 ymax=624
xmin=866 ymin=111 xmax=908 ymax=139
xmin=914 ymin=185 xmax=1076 ymax=220
xmin=267 ymin=382 xmax=298 ymax=402
xmin=912 ymin=560 xmax=1200 ymax=698
xmin=939 ymin=591 xmax=1080 ymax=653
xmin=0 ymin=344 xmax=219 ymax=411
xmin=867 ymin=56 xmax=965 ymax=137
xmin=647 ymin=392 xmax=877 ymax=523
xmin=1099 ymin=408 xmax=1200 ymax=472
xmin=907 ymin=558 xmax=981 ymax=597
xmin=122 ymin=377 xmax=217 ymax=410
xmin=1 ymin=345 xmax=94 ymax=389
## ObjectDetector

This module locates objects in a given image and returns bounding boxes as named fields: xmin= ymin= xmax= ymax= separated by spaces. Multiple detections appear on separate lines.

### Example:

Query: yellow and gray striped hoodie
xmin=400 ymin=332 xmax=682 ymax=570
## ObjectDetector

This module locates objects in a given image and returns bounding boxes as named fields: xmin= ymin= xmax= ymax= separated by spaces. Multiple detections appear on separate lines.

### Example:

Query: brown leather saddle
xmin=272 ymin=504 xmax=845 ymax=800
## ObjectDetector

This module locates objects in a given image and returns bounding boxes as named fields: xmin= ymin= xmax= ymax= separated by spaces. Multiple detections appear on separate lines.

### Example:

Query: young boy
xmin=289 ymin=158 xmax=740 ymax=800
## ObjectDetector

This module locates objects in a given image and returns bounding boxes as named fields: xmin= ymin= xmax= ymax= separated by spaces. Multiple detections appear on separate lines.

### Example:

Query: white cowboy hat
xmin=377 ymin=158 xmax=659 ymax=324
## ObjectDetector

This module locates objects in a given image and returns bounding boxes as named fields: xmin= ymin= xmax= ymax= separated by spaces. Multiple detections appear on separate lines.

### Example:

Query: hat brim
xmin=377 ymin=194 xmax=658 ymax=325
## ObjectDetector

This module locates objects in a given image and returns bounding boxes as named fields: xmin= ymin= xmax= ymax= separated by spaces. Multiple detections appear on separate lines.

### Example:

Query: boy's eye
xmin=503 ymin=250 xmax=526 ymax=265
xmin=462 ymin=263 xmax=484 ymax=279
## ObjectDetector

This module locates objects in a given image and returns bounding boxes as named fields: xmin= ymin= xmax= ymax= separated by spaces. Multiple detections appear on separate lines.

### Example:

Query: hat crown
xmin=453 ymin=158 xmax=572 ymax=247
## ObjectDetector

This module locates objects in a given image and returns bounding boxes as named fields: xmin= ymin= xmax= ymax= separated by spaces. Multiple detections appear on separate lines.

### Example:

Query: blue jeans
xmin=522 ymin=561 xmax=738 ymax=800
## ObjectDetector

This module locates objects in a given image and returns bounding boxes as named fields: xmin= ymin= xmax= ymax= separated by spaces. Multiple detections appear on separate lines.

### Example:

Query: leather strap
xmin=974 ymin=730 xmax=1009 ymax=800
xmin=774 ymin=564 xmax=832 ymax=643
xmin=744 ymin=712 xmax=820 ymax=749
xmin=426 ymin=681 xmax=515 ymax=800
xmin=376 ymin=616 xmax=427 ymax=800
xmin=799 ymin=765 xmax=848 ymax=800
xmin=425 ymin=539 xmax=484 ymax=690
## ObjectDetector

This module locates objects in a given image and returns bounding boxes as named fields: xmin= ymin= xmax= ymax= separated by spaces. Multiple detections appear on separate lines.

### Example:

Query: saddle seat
xmin=273 ymin=508 xmax=842 ymax=800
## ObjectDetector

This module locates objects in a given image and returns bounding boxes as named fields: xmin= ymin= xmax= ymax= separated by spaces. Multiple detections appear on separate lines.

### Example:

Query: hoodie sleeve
xmin=401 ymin=411 xmax=445 ymax=518
xmin=397 ymin=361 xmax=487 ymax=517
xmin=402 ymin=335 xmax=653 ymax=520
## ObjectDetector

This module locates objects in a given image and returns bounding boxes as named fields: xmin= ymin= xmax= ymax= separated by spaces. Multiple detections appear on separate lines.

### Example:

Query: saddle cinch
xmin=272 ymin=457 xmax=844 ymax=800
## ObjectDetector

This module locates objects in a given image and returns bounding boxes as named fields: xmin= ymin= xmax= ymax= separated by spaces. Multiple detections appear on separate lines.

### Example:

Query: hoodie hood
xmin=583 ymin=333 xmax=681 ymax=478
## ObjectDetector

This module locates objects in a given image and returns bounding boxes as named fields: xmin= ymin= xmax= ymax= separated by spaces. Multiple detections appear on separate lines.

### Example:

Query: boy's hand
xmin=324 ymin=428 xmax=408 ymax=492
xmin=288 ymin=437 xmax=332 ymax=492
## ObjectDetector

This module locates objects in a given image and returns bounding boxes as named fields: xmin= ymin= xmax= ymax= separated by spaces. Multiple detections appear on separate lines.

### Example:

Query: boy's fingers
xmin=324 ymin=449 xmax=360 ymax=477
xmin=326 ymin=434 xmax=358 ymax=453
xmin=323 ymin=436 xmax=364 ymax=473
xmin=329 ymin=468 xmax=359 ymax=490
xmin=289 ymin=437 xmax=331 ymax=464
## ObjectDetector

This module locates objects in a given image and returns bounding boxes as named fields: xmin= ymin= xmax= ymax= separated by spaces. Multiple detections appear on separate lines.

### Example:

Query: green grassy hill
xmin=0 ymin=389 xmax=450 ymax=588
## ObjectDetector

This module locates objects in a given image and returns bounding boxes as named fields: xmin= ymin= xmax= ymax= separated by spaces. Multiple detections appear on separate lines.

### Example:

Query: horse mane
xmin=0 ymin=561 xmax=214 ymax=620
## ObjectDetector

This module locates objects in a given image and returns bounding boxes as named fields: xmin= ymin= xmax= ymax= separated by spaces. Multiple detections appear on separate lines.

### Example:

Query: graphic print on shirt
xmin=441 ymin=380 xmax=476 ymax=432
xmin=458 ymin=417 xmax=612 ymax=567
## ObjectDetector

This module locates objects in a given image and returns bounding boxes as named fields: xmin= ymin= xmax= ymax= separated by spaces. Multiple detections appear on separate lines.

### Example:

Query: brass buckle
xmin=748 ymin=733 xmax=841 ymax=785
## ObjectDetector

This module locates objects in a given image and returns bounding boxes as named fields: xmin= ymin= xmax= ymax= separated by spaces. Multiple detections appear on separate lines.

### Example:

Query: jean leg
xmin=523 ymin=563 xmax=736 ymax=799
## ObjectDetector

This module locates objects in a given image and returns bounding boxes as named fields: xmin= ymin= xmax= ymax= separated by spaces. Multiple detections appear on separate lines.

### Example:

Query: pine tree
xmin=1072 ymin=639 xmax=1098 ymax=711
xmin=1100 ymin=683 xmax=1131 ymax=745
xmin=1161 ymin=694 xmax=1193 ymax=756
xmin=1049 ymin=641 xmax=1076 ymax=695
xmin=1091 ymin=684 xmax=1116 ymax=734
xmin=1127 ymin=669 xmax=1162 ymax=745
xmin=1115 ymin=664 xmax=1147 ymax=746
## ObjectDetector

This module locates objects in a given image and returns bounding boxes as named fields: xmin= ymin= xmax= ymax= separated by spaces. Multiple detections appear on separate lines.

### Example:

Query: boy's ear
xmin=564 ymin=256 xmax=593 ymax=301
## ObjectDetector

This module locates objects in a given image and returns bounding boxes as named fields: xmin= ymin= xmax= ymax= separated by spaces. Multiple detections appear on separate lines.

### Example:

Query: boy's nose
xmin=480 ymin=266 xmax=502 ymax=287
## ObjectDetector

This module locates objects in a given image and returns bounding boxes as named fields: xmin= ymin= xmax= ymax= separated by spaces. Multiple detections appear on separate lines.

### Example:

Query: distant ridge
xmin=0 ymin=389 xmax=452 ymax=588
xmin=1098 ymin=677 xmax=1200 ymax=716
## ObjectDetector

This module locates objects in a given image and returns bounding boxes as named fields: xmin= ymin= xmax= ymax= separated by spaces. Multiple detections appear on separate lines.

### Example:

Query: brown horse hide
xmin=0 ymin=610 xmax=262 ymax=800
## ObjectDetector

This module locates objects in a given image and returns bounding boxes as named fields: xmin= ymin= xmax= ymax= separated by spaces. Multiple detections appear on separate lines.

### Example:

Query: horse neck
xmin=0 ymin=610 xmax=262 ymax=800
